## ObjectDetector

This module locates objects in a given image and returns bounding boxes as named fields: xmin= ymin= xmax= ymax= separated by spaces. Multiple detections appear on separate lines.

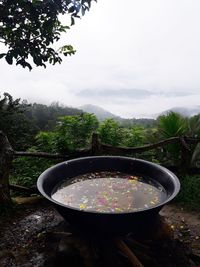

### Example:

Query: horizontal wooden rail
xmin=185 ymin=136 xmax=200 ymax=144
xmin=12 ymin=135 xmax=200 ymax=159
xmin=101 ymin=137 xmax=180 ymax=154
xmin=14 ymin=148 xmax=92 ymax=159
xmin=9 ymin=184 xmax=38 ymax=194
xmin=14 ymin=151 xmax=70 ymax=159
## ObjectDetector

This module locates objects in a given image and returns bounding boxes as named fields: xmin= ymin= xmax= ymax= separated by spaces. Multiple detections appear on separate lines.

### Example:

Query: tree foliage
xmin=157 ymin=111 xmax=187 ymax=138
xmin=0 ymin=92 xmax=83 ymax=149
xmin=0 ymin=92 xmax=37 ymax=149
xmin=156 ymin=112 xmax=188 ymax=165
xmin=155 ymin=112 xmax=200 ymax=167
xmin=36 ymin=113 xmax=99 ymax=153
xmin=98 ymin=119 xmax=148 ymax=147
xmin=122 ymin=126 xmax=147 ymax=147
xmin=24 ymin=101 xmax=82 ymax=130
xmin=2 ymin=91 xmax=200 ymax=170
xmin=0 ymin=0 xmax=94 ymax=70
xmin=98 ymin=119 xmax=123 ymax=146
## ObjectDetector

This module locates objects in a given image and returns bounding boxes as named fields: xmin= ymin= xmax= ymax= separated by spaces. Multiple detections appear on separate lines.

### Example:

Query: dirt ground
xmin=161 ymin=204 xmax=200 ymax=263
xmin=0 ymin=201 xmax=199 ymax=267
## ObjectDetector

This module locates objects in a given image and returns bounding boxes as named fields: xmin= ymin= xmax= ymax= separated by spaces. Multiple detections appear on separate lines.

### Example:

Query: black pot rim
xmin=37 ymin=156 xmax=180 ymax=215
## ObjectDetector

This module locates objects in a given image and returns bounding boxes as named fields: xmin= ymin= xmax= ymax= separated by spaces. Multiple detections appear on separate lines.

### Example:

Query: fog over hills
xmin=156 ymin=106 xmax=200 ymax=118
xmin=80 ymin=104 xmax=120 ymax=121
xmin=80 ymin=104 xmax=155 ymax=127
xmin=80 ymin=104 xmax=200 ymax=122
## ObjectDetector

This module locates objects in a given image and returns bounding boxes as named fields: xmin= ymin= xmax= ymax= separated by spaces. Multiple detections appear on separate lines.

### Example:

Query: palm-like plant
xmin=156 ymin=112 xmax=188 ymax=165
xmin=157 ymin=111 xmax=187 ymax=138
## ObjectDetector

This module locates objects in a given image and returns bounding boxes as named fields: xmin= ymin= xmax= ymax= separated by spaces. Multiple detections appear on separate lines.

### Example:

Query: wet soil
xmin=0 ymin=201 xmax=199 ymax=267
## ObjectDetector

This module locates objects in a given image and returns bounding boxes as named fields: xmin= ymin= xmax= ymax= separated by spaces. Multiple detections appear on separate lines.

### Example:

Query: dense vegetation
xmin=1 ymin=92 xmax=200 ymax=210
xmin=0 ymin=92 xmax=83 ymax=150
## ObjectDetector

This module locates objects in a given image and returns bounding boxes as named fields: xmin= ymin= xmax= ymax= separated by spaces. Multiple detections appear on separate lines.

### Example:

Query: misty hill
xmin=80 ymin=104 xmax=120 ymax=121
xmin=159 ymin=106 xmax=200 ymax=117
xmin=80 ymin=104 xmax=155 ymax=127
xmin=24 ymin=102 xmax=83 ymax=131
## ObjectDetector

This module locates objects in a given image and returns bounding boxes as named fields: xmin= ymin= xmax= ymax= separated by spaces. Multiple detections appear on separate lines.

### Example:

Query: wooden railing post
xmin=0 ymin=131 xmax=14 ymax=206
xmin=91 ymin=133 xmax=101 ymax=156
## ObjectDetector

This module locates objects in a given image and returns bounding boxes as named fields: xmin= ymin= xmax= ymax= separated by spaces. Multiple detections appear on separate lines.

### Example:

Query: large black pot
xmin=37 ymin=156 xmax=180 ymax=234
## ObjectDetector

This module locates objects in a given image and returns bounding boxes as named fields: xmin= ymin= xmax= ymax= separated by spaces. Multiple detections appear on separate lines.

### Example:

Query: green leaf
xmin=71 ymin=17 xmax=75 ymax=26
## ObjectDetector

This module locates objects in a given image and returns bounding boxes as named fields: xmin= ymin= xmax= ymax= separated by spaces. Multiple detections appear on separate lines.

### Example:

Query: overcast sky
xmin=1 ymin=0 xmax=200 ymax=118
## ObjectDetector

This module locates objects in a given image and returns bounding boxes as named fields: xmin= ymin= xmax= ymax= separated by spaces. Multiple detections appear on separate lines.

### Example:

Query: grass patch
xmin=176 ymin=174 xmax=200 ymax=211
xmin=10 ymin=157 xmax=59 ymax=188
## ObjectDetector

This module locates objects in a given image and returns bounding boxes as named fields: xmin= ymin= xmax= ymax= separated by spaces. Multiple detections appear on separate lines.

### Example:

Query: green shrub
xmin=176 ymin=174 xmax=200 ymax=211
xmin=10 ymin=157 xmax=59 ymax=188
xmin=36 ymin=113 xmax=99 ymax=153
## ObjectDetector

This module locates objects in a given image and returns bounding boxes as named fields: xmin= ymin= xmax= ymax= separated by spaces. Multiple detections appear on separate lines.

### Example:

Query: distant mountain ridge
xmin=80 ymin=104 xmax=155 ymax=127
xmin=81 ymin=104 xmax=200 ymax=122
xmin=158 ymin=106 xmax=200 ymax=117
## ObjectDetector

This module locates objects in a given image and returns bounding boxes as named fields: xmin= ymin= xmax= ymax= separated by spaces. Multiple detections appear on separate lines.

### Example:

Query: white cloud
xmin=1 ymin=0 xmax=200 ymax=117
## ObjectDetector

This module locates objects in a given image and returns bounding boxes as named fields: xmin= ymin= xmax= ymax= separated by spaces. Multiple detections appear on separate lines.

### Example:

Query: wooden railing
xmin=1 ymin=131 xmax=200 ymax=206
